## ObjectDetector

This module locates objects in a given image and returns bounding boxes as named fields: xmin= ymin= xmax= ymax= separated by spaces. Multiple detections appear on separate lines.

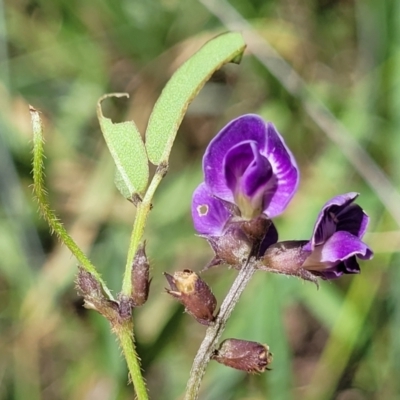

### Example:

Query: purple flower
xmin=302 ymin=192 xmax=373 ymax=279
xmin=260 ymin=193 xmax=373 ymax=281
xmin=192 ymin=114 xmax=299 ymax=237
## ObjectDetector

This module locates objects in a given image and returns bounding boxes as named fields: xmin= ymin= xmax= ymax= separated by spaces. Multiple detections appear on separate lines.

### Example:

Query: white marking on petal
xmin=197 ymin=204 xmax=209 ymax=217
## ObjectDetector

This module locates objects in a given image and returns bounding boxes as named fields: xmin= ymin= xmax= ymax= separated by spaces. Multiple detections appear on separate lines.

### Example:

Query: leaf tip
xmin=97 ymin=92 xmax=130 ymax=120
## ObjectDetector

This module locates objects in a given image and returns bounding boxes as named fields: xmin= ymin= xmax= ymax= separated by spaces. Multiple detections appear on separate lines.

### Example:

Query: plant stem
xmin=30 ymin=106 xmax=114 ymax=300
xmin=31 ymin=105 xmax=149 ymax=397
xmin=116 ymin=321 xmax=149 ymax=400
xmin=121 ymin=164 xmax=167 ymax=296
xmin=184 ymin=259 xmax=257 ymax=400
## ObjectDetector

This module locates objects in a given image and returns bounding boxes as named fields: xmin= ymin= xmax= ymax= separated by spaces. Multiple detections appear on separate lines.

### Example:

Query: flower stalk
xmin=184 ymin=258 xmax=257 ymax=400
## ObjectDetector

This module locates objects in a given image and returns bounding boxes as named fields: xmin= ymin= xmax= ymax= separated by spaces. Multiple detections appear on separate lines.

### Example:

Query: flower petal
xmin=303 ymin=230 xmax=373 ymax=278
xmin=204 ymin=115 xmax=269 ymax=203
xmin=319 ymin=230 xmax=373 ymax=264
xmin=315 ymin=256 xmax=362 ymax=280
xmin=317 ymin=265 xmax=353 ymax=279
xmin=259 ymin=222 xmax=279 ymax=255
xmin=191 ymin=183 xmax=232 ymax=236
xmin=224 ymin=141 xmax=273 ymax=198
xmin=261 ymin=122 xmax=299 ymax=217
xmin=224 ymin=141 xmax=274 ymax=216
xmin=311 ymin=192 xmax=359 ymax=246
xmin=337 ymin=204 xmax=370 ymax=238
xmin=203 ymin=114 xmax=298 ymax=218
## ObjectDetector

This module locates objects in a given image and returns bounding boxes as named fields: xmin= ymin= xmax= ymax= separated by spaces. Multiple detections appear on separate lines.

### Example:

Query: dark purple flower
xmin=302 ymin=192 xmax=373 ymax=279
xmin=192 ymin=114 xmax=299 ymax=238
xmin=259 ymin=193 xmax=373 ymax=281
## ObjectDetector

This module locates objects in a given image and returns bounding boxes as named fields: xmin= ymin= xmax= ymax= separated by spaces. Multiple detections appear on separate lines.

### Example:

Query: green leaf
xmin=114 ymin=170 xmax=133 ymax=199
xmin=97 ymin=93 xmax=149 ymax=198
xmin=145 ymin=32 xmax=246 ymax=165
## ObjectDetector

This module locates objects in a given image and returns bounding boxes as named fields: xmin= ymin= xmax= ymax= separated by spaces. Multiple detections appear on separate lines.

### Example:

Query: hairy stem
xmin=115 ymin=321 xmax=149 ymax=400
xmin=31 ymin=106 xmax=149 ymax=397
xmin=184 ymin=259 xmax=257 ymax=400
xmin=30 ymin=106 xmax=114 ymax=300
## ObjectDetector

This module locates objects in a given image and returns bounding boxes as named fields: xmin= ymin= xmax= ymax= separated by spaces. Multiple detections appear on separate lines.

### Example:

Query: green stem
xmin=116 ymin=321 xmax=149 ymax=400
xmin=184 ymin=259 xmax=257 ymax=400
xmin=30 ymin=106 xmax=114 ymax=300
xmin=31 ymin=106 xmax=150 ymax=397
xmin=121 ymin=163 xmax=167 ymax=296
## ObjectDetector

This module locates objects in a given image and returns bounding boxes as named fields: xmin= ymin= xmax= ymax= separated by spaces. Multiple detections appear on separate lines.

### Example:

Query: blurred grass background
xmin=1 ymin=0 xmax=399 ymax=399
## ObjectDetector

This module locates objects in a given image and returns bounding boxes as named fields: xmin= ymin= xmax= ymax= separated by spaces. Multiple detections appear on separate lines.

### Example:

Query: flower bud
xmin=212 ymin=338 xmax=273 ymax=373
xmin=131 ymin=242 xmax=151 ymax=307
xmin=164 ymin=269 xmax=216 ymax=325
xmin=76 ymin=267 xmax=106 ymax=310
xmin=75 ymin=267 xmax=119 ymax=320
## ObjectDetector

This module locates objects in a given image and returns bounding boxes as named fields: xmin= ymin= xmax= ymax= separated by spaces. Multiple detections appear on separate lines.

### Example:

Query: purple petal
xmin=303 ymin=230 xmax=372 ymax=277
xmin=261 ymin=122 xmax=299 ymax=218
xmin=319 ymin=230 xmax=373 ymax=264
xmin=317 ymin=266 xmax=351 ymax=280
xmin=203 ymin=114 xmax=299 ymax=218
xmin=225 ymin=141 xmax=273 ymax=198
xmin=204 ymin=115 xmax=268 ymax=203
xmin=224 ymin=141 xmax=274 ymax=215
xmin=191 ymin=183 xmax=232 ymax=236
xmin=311 ymin=193 xmax=359 ymax=246
xmin=317 ymin=257 xmax=361 ymax=280
xmin=343 ymin=256 xmax=362 ymax=273
xmin=259 ymin=222 xmax=279 ymax=255
xmin=336 ymin=204 xmax=370 ymax=238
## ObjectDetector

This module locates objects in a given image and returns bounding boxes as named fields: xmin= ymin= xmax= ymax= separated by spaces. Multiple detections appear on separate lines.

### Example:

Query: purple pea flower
xmin=191 ymin=114 xmax=299 ymax=266
xmin=302 ymin=192 xmax=373 ymax=279
xmin=260 ymin=193 xmax=373 ymax=282
xmin=191 ymin=114 xmax=299 ymax=237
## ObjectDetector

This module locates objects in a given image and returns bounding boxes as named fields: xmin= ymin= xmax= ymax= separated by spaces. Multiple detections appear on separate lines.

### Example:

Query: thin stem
xmin=184 ymin=259 xmax=257 ymax=400
xmin=121 ymin=164 xmax=166 ymax=296
xmin=31 ymin=106 xmax=150 ymax=397
xmin=30 ymin=106 xmax=114 ymax=300
xmin=116 ymin=321 xmax=149 ymax=400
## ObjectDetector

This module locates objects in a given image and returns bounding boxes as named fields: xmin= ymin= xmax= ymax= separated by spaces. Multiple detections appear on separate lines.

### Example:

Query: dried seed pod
xmin=212 ymin=338 xmax=273 ymax=373
xmin=164 ymin=269 xmax=216 ymax=325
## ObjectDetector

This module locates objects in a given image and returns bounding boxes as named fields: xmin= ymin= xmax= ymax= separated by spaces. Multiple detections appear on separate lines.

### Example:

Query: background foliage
xmin=1 ymin=0 xmax=399 ymax=399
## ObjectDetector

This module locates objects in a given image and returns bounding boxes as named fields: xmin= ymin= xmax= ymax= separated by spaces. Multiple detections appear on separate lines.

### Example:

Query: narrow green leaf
xmin=97 ymin=93 xmax=149 ymax=197
xmin=145 ymin=32 xmax=246 ymax=165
